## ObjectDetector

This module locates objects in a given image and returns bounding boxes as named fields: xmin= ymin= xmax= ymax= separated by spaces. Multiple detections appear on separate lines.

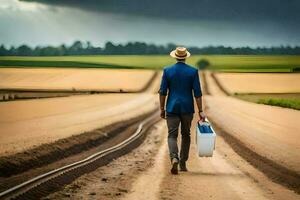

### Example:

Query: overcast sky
xmin=0 ymin=0 xmax=299 ymax=47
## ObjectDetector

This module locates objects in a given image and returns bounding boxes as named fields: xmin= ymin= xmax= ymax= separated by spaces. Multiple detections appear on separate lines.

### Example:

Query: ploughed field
xmin=0 ymin=67 xmax=160 ymax=155
xmin=1 ymin=55 xmax=300 ymax=72
xmin=0 ymin=68 xmax=154 ymax=92
xmin=0 ymin=93 xmax=158 ymax=156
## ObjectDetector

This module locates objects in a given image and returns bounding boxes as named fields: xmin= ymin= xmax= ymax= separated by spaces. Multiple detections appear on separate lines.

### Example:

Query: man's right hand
xmin=199 ymin=111 xmax=206 ymax=122
xmin=160 ymin=110 xmax=166 ymax=119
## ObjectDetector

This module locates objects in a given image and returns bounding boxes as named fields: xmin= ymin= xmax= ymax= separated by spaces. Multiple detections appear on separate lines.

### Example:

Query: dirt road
xmin=121 ymin=76 xmax=300 ymax=199
xmin=157 ymin=120 xmax=298 ymax=200
xmin=46 ymin=119 xmax=299 ymax=200
xmin=118 ymin=71 xmax=300 ymax=199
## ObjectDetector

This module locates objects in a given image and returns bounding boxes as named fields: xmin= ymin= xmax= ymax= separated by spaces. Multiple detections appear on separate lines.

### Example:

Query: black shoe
xmin=171 ymin=158 xmax=179 ymax=175
xmin=179 ymin=161 xmax=188 ymax=171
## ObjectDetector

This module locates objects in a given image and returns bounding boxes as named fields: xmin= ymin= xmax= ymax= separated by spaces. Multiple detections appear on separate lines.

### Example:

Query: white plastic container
xmin=196 ymin=120 xmax=216 ymax=157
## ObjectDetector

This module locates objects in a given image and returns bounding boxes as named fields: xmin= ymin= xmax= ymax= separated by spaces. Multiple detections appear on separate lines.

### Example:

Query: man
xmin=159 ymin=47 xmax=205 ymax=174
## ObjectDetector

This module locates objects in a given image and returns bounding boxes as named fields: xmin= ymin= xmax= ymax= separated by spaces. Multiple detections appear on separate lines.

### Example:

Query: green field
xmin=257 ymin=98 xmax=300 ymax=110
xmin=0 ymin=55 xmax=300 ymax=72
xmin=235 ymin=93 xmax=300 ymax=110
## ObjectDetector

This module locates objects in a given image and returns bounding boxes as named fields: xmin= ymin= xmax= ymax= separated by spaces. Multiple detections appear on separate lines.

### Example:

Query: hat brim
xmin=170 ymin=50 xmax=191 ymax=59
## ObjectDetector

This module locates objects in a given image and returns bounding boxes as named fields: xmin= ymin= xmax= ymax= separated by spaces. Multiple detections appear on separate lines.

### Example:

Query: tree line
xmin=0 ymin=41 xmax=299 ymax=56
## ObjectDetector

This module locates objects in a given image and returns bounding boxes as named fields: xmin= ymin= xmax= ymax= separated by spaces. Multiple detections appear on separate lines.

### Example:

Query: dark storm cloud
xmin=1 ymin=0 xmax=298 ymax=47
xmin=21 ymin=0 xmax=300 ymax=23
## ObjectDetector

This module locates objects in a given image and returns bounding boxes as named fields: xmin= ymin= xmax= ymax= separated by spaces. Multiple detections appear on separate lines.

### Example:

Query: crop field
xmin=1 ymin=55 xmax=300 ymax=72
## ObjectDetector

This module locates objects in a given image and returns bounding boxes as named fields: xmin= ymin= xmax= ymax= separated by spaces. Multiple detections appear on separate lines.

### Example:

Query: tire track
xmin=0 ymin=112 xmax=160 ymax=199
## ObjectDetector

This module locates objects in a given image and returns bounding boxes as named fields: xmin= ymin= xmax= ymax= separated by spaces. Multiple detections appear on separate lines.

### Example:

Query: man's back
xmin=159 ymin=46 xmax=205 ymax=174
xmin=160 ymin=62 xmax=202 ymax=114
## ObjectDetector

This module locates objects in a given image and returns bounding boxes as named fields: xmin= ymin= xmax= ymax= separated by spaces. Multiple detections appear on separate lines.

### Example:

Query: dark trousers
xmin=166 ymin=113 xmax=193 ymax=162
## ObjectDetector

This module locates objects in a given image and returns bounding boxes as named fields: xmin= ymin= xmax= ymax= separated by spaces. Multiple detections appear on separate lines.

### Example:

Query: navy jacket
xmin=159 ymin=62 xmax=202 ymax=114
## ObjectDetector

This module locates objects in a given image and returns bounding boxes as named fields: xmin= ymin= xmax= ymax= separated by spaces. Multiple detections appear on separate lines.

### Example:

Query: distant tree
xmin=16 ymin=45 xmax=32 ymax=56
xmin=0 ymin=45 xmax=7 ymax=56
xmin=69 ymin=41 xmax=84 ymax=55
xmin=104 ymin=41 xmax=117 ymax=54
xmin=196 ymin=59 xmax=210 ymax=70
xmin=59 ymin=44 xmax=67 ymax=55
xmin=166 ymin=43 xmax=176 ymax=52
xmin=8 ymin=46 xmax=17 ymax=55
xmin=71 ymin=41 xmax=83 ymax=50
xmin=1 ymin=41 xmax=300 ymax=56
xmin=146 ymin=44 xmax=160 ymax=54
xmin=86 ymin=41 xmax=92 ymax=49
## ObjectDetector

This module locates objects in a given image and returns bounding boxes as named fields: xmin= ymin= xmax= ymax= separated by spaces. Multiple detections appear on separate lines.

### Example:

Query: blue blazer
xmin=159 ymin=62 xmax=202 ymax=114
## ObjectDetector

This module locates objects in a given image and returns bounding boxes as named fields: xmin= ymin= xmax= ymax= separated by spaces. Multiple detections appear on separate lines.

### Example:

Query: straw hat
xmin=170 ymin=47 xmax=191 ymax=59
